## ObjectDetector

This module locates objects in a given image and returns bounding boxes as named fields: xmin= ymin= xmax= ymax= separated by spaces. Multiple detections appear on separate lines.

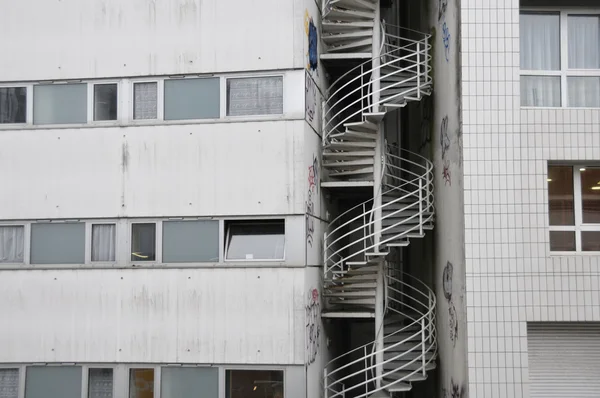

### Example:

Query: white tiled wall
xmin=461 ymin=0 xmax=600 ymax=397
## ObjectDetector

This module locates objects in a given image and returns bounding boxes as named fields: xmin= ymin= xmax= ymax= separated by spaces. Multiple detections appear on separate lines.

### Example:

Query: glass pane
xmin=131 ymin=224 xmax=156 ymax=261
xmin=581 ymin=167 xmax=600 ymax=224
xmin=0 ymin=369 xmax=19 ymax=398
xmin=582 ymin=231 xmax=600 ymax=251
xmin=548 ymin=166 xmax=575 ymax=225
xmin=134 ymin=82 xmax=157 ymax=120
xmin=227 ymin=77 xmax=284 ymax=116
xmin=25 ymin=366 xmax=82 ymax=398
xmin=520 ymin=13 xmax=560 ymax=70
xmin=161 ymin=367 xmax=218 ymax=398
xmin=129 ymin=369 xmax=154 ymax=398
xmin=88 ymin=369 xmax=113 ymax=398
xmin=0 ymin=226 xmax=24 ymax=263
xmin=549 ymin=231 xmax=576 ymax=251
xmin=30 ymin=223 xmax=85 ymax=264
xmin=0 ymin=87 xmax=26 ymax=124
xmin=521 ymin=76 xmax=561 ymax=107
xmin=33 ymin=84 xmax=87 ymax=124
xmin=164 ymin=78 xmax=220 ymax=120
xmin=225 ymin=370 xmax=283 ymax=398
xmin=568 ymin=16 xmax=600 ymax=69
xmin=92 ymin=224 xmax=116 ymax=262
xmin=226 ymin=221 xmax=285 ymax=260
xmin=162 ymin=221 xmax=219 ymax=263
xmin=568 ymin=77 xmax=600 ymax=108
xmin=94 ymin=84 xmax=118 ymax=121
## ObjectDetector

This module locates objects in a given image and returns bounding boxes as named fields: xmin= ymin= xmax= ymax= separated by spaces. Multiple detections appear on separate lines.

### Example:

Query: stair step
xmin=384 ymin=350 xmax=435 ymax=362
xmin=343 ymin=120 xmax=378 ymax=132
xmin=331 ymin=0 xmax=378 ymax=11
xmin=327 ymin=282 xmax=377 ymax=290
xmin=321 ymin=52 xmax=372 ymax=60
xmin=328 ymin=166 xmax=374 ymax=177
xmin=322 ymin=29 xmax=374 ymax=45
xmin=366 ymin=251 xmax=389 ymax=257
xmin=382 ymin=380 xmax=412 ymax=392
xmin=321 ymin=180 xmax=374 ymax=188
xmin=328 ymin=141 xmax=377 ymax=150
xmin=384 ymin=241 xmax=410 ymax=248
xmin=383 ymin=361 xmax=436 ymax=372
xmin=364 ymin=112 xmax=386 ymax=123
xmin=321 ymin=311 xmax=375 ymax=318
xmin=382 ymin=217 xmax=420 ymax=227
xmin=326 ymin=7 xmax=375 ymax=22
xmin=383 ymin=102 xmax=407 ymax=109
xmin=393 ymin=371 xmax=428 ymax=382
xmin=322 ymin=21 xmax=374 ymax=34
xmin=324 ymin=290 xmax=376 ymax=298
xmin=384 ymin=332 xmax=421 ymax=343
xmin=323 ymin=158 xmax=374 ymax=169
xmin=323 ymin=151 xmax=375 ymax=160
xmin=331 ymin=130 xmax=377 ymax=141
xmin=326 ymin=273 xmax=378 ymax=283
xmin=327 ymin=38 xmax=373 ymax=53
xmin=328 ymin=298 xmax=376 ymax=305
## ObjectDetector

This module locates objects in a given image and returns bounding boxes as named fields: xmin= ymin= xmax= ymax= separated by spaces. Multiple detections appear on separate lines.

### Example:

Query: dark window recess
xmin=548 ymin=165 xmax=575 ymax=226
xmin=131 ymin=224 xmax=156 ymax=261
xmin=225 ymin=370 xmax=283 ymax=398
xmin=226 ymin=220 xmax=285 ymax=260
xmin=94 ymin=84 xmax=118 ymax=121
xmin=0 ymin=87 xmax=26 ymax=123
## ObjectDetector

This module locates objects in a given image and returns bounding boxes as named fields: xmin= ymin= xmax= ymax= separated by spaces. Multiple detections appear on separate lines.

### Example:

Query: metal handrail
xmin=324 ymin=269 xmax=437 ymax=398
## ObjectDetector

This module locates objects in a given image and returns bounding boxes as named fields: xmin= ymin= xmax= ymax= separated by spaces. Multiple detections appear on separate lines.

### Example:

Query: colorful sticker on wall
xmin=305 ymin=10 xmax=319 ymax=74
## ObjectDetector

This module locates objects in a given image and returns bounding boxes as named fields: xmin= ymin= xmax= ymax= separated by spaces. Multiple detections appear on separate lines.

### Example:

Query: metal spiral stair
xmin=319 ymin=1 xmax=436 ymax=396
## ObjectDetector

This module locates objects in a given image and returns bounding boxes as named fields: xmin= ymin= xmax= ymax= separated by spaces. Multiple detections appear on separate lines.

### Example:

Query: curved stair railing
xmin=324 ymin=268 xmax=437 ymax=398
xmin=322 ymin=24 xmax=432 ymax=148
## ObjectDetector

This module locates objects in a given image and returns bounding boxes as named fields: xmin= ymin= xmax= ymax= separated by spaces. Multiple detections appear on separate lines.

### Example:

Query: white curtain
xmin=88 ymin=369 xmax=113 ymax=398
xmin=92 ymin=224 xmax=116 ymax=262
xmin=134 ymin=82 xmax=158 ymax=120
xmin=0 ymin=88 xmax=24 ymax=124
xmin=0 ymin=226 xmax=24 ymax=263
xmin=568 ymin=16 xmax=600 ymax=107
xmin=0 ymin=369 xmax=19 ymax=398
xmin=227 ymin=77 xmax=283 ymax=116
xmin=520 ymin=13 xmax=561 ymax=106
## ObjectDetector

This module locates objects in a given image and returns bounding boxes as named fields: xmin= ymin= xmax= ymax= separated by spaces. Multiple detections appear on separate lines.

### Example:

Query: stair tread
xmin=326 ymin=7 xmax=375 ymax=21
xmin=327 ymin=38 xmax=373 ymax=52
xmin=321 ymin=311 xmax=375 ymax=318
xmin=321 ymin=180 xmax=374 ymax=188
xmin=321 ymin=52 xmax=373 ymax=60
xmin=322 ymin=30 xmax=374 ymax=43
xmin=343 ymin=120 xmax=378 ymax=132
xmin=331 ymin=0 xmax=378 ymax=11
xmin=323 ymin=158 xmax=374 ymax=168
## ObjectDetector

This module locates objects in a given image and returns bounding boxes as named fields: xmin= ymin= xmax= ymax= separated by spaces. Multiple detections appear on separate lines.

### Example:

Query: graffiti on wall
xmin=418 ymin=96 xmax=433 ymax=154
xmin=440 ymin=116 xmax=450 ymax=160
xmin=444 ymin=261 xmax=458 ymax=347
xmin=306 ymin=155 xmax=319 ymax=247
xmin=305 ymin=11 xmax=319 ymax=74
xmin=443 ymin=379 xmax=466 ymax=398
xmin=306 ymin=288 xmax=321 ymax=365
xmin=305 ymin=73 xmax=321 ymax=132
xmin=443 ymin=261 xmax=453 ymax=301
xmin=442 ymin=22 xmax=451 ymax=62
xmin=438 ymin=0 xmax=448 ymax=21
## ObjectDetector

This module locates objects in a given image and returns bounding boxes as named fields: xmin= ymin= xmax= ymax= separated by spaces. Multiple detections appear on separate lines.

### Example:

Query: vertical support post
xmin=364 ymin=346 xmax=368 ymax=397
xmin=416 ymin=41 xmax=421 ymax=99
xmin=418 ymin=179 xmax=423 ymax=236
xmin=324 ymin=231 xmax=328 ymax=275
xmin=374 ymin=259 xmax=385 ymax=389
xmin=324 ymin=368 xmax=328 ymax=398
xmin=371 ymin=4 xmax=381 ymax=114
xmin=429 ymin=291 xmax=434 ymax=344
xmin=421 ymin=318 xmax=427 ymax=377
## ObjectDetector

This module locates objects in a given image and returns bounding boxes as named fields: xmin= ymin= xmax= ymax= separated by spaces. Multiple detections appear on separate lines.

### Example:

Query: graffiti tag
xmin=443 ymin=261 xmax=453 ymax=302
xmin=442 ymin=22 xmax=451 ymax=62
xmin=443 ymin=379 xmax=466 ymax=398
xmin=438 ymin=0 xmax=448 ymax=21
xmin=306 ymin=288 xmax=321 ymax=365
xmin=306 ymin=155 xmax=319 ymax=247
xmin=443 ymin=160 xmax=451 ymax=186
xmin=440 ymin=116 xmax=450 ymax=160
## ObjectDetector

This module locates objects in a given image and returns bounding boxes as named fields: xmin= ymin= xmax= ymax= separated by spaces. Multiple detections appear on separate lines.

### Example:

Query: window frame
xmin=90 ymin=81 xmax=120 ymax=124
xmin=0 ymin=222 xmax=29 ymax=265
xmin=87 ymin=222 xmax=118 ymax=264
xmin=129 ymin=221 xmax=160 ymax=265
xmin=130 ymin=79 xmax=164 ymax=123
xmin=0 ymin=365 xmax=25 ymax=398
xmin=223 ymin=367 xmax=285 ymax=398
xmin=224 ymin=219 xmax=286 ymax=262
xmin=0 ymin=84 xmax=32 ymax=125
xmin=548 ymin=164 xmax=600 ymax=254
xmin=520 ymin=8 xmax=600 ymax=108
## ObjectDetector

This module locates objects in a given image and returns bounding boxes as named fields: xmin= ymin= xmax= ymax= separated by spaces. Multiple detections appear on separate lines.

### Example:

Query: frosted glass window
xmin=0 ymin=369 xmax=19 ymax=398
xmin=0 ymin=87 xmax=26 ymax=124
xmin=88 ymin=369 xmax=113 ymax=398
xmin=31 ymin=223 xmax=85 ymax=264
xmin=568 ymin=15 xmax=600 ymax=69
xmin=163 ymin=221 xmax=219 ymax=263
xmin=161 ymin=367 xmax=218 ymax=398
xmin=568 ymin=77 xmax=600 ymax=108
xmin=129 ymin=369 xmax=154 ymax=398
xmin=521 ymin=76 xmax=561 ymax=107
xmin=25 ymin=366 xmax=82 ymax=398
xmin=227 ymin=77 xmax=283 ymax=116
xmin=520 ymin=13 xmax=560 ymax=70
xmin=134 ymin=82 xmax=157 ymax=120
xmin=131 ymin=224 xmax=156 ymax=261
xmin=226 ymin=220 xmax=285 ymax=260
xmin=164 ymin=78 xmax=220 ymax=120
xmin=92 ymin=224 xmax=116 ymax=262
xmin=225 ymin=370 xmax=283 ymax=398
xmin=0 ymin=226 xmax=24 ymax=263
xmin=94 ymin=84 xmax=118 ymax=121
xmin=33 ymin=84 xmax=87 ymax=124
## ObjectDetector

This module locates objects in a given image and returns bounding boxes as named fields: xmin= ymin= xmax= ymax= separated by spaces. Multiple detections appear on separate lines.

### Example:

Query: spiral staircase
xmin=319 ymin=0 xmax=437 ymax=397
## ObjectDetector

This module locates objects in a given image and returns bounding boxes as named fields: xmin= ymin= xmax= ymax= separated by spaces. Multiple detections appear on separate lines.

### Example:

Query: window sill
xmin=549 ymin=251 xmax=600 ymax=256
xmin=0 ymin=262 xmax=304 ymax=270
xmin=521 ymin=106 xmax=600 ymax=110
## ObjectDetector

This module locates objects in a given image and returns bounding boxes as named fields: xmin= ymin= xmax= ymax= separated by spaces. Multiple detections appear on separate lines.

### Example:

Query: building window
xmin=225 ymin=220 xmax=285 ymax=260
xmin=226 ymin=76 xmax=283 ymax=116
xmin=30 ymin=223 xmax=85 ymax=264
xmin=91 ymin=224 xmax=116 ymax=262
xmin=225 ymin=370 xmax=283 ymax=398
xmin=520 ymin=11 xmax=600 ymax=107
xmin=129 ymin=369 xmax=154 ymax=398
xmin=25 ymin=366 xmax=82 ymax=398
xmin=88 ymin=369 xmax=113 ymax=398
xmin=0 ymin=225 xmax=25 ymax=264
xmin=133 ymin=82 xmax=158 ymax=120
xmin=33 ymin=84 xmax=87 ymax=124
xmin=0 ymin=368 xmax=19 ymax=398
xmin=548 ymin=165 xmax=600 ymax=252
xmin=131 ymin=223 xmax=156 ymax=262
xmin=0 ymin=87 xmax=27 ymax=124
xmin=164 ymin=78 xmax=220 ymax=120
xmin=94 ymin=84 xmax=118 ymax=121
xmin=162 ymin=220 xmax=219 ymax=263
xmin=161 ymin=367 xmax=218 ymax=398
